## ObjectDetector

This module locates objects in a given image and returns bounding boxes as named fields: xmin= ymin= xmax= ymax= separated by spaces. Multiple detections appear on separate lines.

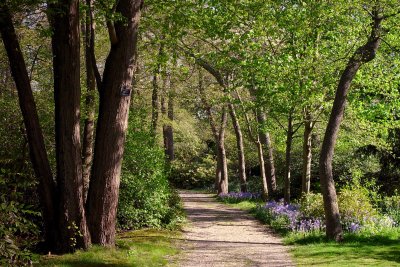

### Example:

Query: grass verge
xmin=286 ymin=228 xmax=400 ymax=266
xmin=218 ymin=198 xmax=400 ymax=267
xmin=33 ymin=229 xmax=181 ymax=267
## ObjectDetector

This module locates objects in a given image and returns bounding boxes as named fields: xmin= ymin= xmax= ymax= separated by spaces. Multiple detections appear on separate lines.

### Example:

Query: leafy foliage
xmin=117 ymin=110 xmax=184 ymax=230
xmin=0 ymin=169 xmax=40 ymax=266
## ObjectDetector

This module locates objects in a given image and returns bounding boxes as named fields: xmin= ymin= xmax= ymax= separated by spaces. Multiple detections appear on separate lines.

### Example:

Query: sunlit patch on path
xmin=177 ymin=191 xmax=294 ymax=267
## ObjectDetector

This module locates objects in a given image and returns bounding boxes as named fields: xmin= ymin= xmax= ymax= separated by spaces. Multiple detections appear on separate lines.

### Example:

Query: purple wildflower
xmin=218 ymin=192 xmax=261 ymax=202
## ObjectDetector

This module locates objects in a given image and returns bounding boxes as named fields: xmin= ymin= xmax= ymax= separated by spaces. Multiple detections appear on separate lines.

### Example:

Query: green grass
xmin=287 ymin=229 xmax=400 ymax=266
xmin=218 ymin=198 xmax=400 ymax=267
xmin=33 ymin=229 xmax=180 ymax=267
xmin=221 ymin=199 xmax=260 ymax=212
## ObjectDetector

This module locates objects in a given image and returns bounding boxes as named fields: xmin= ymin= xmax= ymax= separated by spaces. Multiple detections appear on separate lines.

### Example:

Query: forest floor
xmin=175 ymin=191 xmax=294 ymax=267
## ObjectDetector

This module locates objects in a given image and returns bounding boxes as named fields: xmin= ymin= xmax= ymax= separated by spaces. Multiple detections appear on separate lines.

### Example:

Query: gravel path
xmin=177 ymin=191 xmax=294 ymax=267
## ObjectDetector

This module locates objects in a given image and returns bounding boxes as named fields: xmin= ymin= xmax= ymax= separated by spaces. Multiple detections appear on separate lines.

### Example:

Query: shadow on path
xmin=175 ymin=191 xmax=294 ymax=267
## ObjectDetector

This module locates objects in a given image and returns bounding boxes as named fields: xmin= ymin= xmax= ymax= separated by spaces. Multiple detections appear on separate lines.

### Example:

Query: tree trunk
xmin=197 ymin=69 xmax=228 ymax=193
xmin=256 ymin=140 xmax=268 ymax=199
xmin=284 ymin=113 xmax=293 ymax=204
xmin=302 ymin=110 xmax=312 ymax=195
xmin=216 ymin=107 xmax=228 ymax=194
xmin=216 ymin=124 xmax=228 ymax=194
xmin=228 ymin=103 xmax=247 ymax=192
xmin=86 ymin=0 xmax=143 ymax=246
xmin=151 ymin=43 xmax=163 ymax=136
xmin=0 ymin=4 xmax=57 ymax=249
xmin=257 ymin=112 xmax=277 ymax=194
xmin=49 ymin=0 xmax=90 ymax=251
xmin=319 ymin=11 xmax=382 ymax=241
xmin=82 ymin=0 xmax=97 ymax=202
xmin=162 ymin=72 xmax=174 ymax=161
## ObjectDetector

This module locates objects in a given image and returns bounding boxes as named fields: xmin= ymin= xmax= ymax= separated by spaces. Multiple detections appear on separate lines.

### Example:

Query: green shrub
xmin=117 ymin=113 xmax=184 ymax=230
xmin=299 ymin=193 xmax=324 ymax=219
xmin=0 ymin=170 xmax=40 ymax=266
xmin=338 ymin=186 xmax=378 ymax=223
xmin=380 ymin=193 xmax=400 ymax=226
xmin=169 ymin=154 xmax=214 ymax=189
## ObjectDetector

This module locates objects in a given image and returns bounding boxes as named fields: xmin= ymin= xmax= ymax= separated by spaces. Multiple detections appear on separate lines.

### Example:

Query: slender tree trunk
xmin=217 ymin=108 xmax=229 ymax=194
xmin=319 ymin=11 xmax=382 ymax=241
xmin=162 ymin=72 xmax=174 ymax=161
xmin=257 ymin=112 xmax=277 ymax=194
xmin=235 ymin=91 xmax=268 ymax=196
xmin=82 ymin=0 xmax=96 ymax=202
xmin=284 ymin=113 xmax=293 ymax=204
xmin=165 ymin=91 xmax=174 ymax=160
xmin=86 ymin=0 xmax=143 ymax=246
xmin=302 ymin=110 xmax=312 ymax=195
xmin=256 ymin=140 xmax=268 ymax=199
xmin=228 ymin=103 xmax=247 ymax=192
xmin=151 ymin=43 xmax=163 ymax=136
xmin=49 ymin=0 xmax=90 ymax=251
xmin=0 ymin=4 xmax=57 ymax=249
xmin=198 ymin=69 xmax=228 ymax=193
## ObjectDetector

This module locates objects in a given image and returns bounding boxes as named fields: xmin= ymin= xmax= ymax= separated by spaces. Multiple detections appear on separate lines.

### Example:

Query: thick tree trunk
xmin=319 ymin=12 xmax=382 ymax=241
xmin=284 ymin=113 xmax=293 ymax=204
xmin=228 ymin=103 xmax=247 ymax=192
xmin=256 ymin=140 xmax=268 ymax=199
xmin=302 ymin=110 xmax=312 ymax=195
xmin=0 ymin=4 xmax=57 ymax=249
xmin=49 ymin=0 xmax=90 ymax=251
xmin=257 ymin=112 xmax=277 ymax=194
xmin=86 ymin=0 xmax=143 ymax=246
xmin=82 ymin=0 xmax=96 ymax=202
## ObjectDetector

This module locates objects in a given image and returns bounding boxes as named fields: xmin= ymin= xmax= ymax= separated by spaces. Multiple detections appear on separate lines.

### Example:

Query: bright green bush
xmin=117 ymin=113 xmax=184 ymax=230
xmin=338 ymin=186 xmax=378 ymax=223
xmin=169 ymin=154 xmax=215 ymax=189
xmin=299 ymin=193 xmax=325 ymax=219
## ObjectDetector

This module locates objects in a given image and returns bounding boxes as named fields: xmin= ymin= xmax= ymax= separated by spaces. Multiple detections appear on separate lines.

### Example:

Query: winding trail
xmin=177 ymin=191 xmax=294 ymax=267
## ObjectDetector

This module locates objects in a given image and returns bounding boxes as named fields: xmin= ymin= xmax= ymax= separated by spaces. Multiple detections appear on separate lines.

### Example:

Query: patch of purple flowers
xmin=264 ymin=200 xmax=301 ymax=230
xmin=218 ymin=192 xmax=261 ymax=201
xmin=260 ymin=199 xmax=325 ymax=232
xmin=297 ymin=218 xmax=325 ymax=232
xmin=348 ymin=222 xmax=361 ymax=233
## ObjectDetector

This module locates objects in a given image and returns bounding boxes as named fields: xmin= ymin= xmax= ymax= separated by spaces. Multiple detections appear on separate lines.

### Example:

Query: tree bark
xmin=228 ymin=103 xmax=247 ymax=192
xmin=198 ymin=69 xmax=228 ymax=193
xmin=319 ymin=10 xmax=383 ymax=241
xmin=151 ymin=43 xmax=163 ymax=136
xmin=302 ymin=109 xmax=312 ymax=195
xmin=0 ymin=4 xmax=57 ymax=249
xmin=257 ymin=112 xmax=277 ymax=194
xmin=165 ymin=91 xmax=174 ymax=160
xmin=216 ymin=107 xmax=229 ymax=194
xmin=49 ymin=0 xmax=90 ymax=251
xmin=86 ymin=0 xmax=143 ymax=246
xmin=284 ymin=113 xmax=293 ymax=204
xmin=235 ymin=91 xmax=269 ymax=197
xmin=162 ymin=72 xmax=174 ymax=161
xmin=256 ymin=140 xmax=268 ymax=199
xmin=82 ymin=0 xmax=97 ymax=202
